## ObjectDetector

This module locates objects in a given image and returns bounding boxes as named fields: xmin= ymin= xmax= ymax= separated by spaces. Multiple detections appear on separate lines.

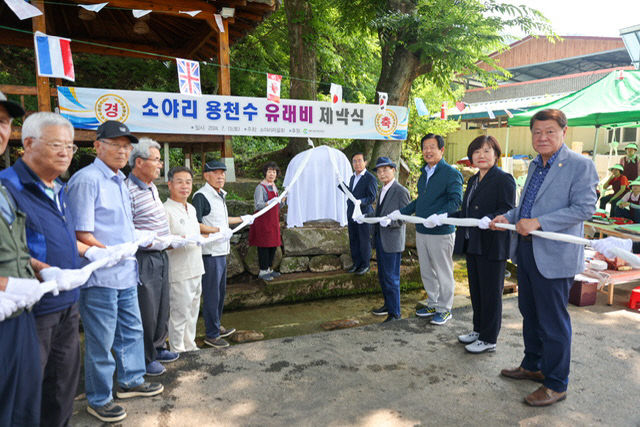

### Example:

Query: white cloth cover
xmin=284 ymin=146 xmax=353 ymax=228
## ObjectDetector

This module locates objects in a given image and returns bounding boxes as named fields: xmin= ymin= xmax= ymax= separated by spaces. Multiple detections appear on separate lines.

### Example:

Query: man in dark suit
xmin=357 ymin=157 xmax=410 ymax=321
xmin=345 ymin=153 xmax=377 ymax=275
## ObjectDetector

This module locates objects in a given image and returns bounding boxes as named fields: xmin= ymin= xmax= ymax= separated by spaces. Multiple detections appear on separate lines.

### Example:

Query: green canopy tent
xmin=505 ymin=70 xmax=640 ymax=158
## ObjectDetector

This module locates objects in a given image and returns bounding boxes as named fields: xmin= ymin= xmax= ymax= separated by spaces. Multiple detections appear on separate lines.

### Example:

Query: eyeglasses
xmin=143 ymin=157 xmax=163 ymax=164
xmin=99 ymin=139 xmax=133 ymax=151
xmin=36 ymin=139 xmax=78 ymax=154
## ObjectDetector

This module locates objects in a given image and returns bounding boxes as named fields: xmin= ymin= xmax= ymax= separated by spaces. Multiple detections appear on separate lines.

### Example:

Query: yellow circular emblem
xmin=374 ymin=109 xmax=398 ymax=137
xmin=95 ymin=94 xmax=130 ymax=124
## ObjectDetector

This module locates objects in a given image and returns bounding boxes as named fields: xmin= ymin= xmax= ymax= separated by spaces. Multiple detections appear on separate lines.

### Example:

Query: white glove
xmin=354 ymin=214 xmax=365 ymax=225
xmin=5 ymin=278 xmax=57 ymax=308
xmin=147 ymin=237 xmax=172 ymax=251
xmin=111 ymin=242 xmax=139 ymax=260
xmin=221 ymin=228 xmax=233 ymax=241
xmin=185 ymin=234 xmax=206 ymax=246
xmin=0 ymin=296 xmax=19 ymax=321
xmin=379 ymin=217 xmax=391 ymax=227
xmin=84 ymin=246 xmax=111 ymax=262
xmin=241 ymin=215 xmax=255 ymax=225
xmin=478 ymin=216 xmax=491 ymax=230
xmin=354 ymin=199 xmax=362 ymax=207
xmin=387 ymin=210 xmax=402 ymax=221
xmin=40 ymin=267 xmax=91 ymax=293
xmin=591 ymin=237 xmax=633 ymax=259
xmin=423 ymin=213 xmax=446 ymax=228
xmin=169 ymin=236 xmax=190 ymax=249
xmin=134 ymin=230 xmax=156 ymax=247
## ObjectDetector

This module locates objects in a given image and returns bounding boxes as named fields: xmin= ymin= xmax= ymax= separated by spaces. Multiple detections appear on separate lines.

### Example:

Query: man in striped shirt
xmin=126 ymin=138 xmax=178 ymax=376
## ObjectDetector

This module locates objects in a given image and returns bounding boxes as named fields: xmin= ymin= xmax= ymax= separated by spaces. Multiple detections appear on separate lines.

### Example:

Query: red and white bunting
xmin=505 ymin=109 xmax=513 ymax=118
xmin=377 ymin=92 xmax=388 ymax=112
xmin=440 ymin=102 xmax=448 ymax=120
xmin=330 ymin=83 xmax=342 ymax=109
xmin=267 ymin=73 xmax=282 ymax=103
xmin=455 ymin=101 xmax=466 ymax=112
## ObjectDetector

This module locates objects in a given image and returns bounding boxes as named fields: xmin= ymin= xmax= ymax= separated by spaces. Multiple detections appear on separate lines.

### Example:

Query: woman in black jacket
xmin=452 ymin=135 xmax=516 ymax=354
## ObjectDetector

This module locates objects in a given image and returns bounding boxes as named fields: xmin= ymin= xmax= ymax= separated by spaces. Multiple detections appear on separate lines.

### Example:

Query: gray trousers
xmin=416 ymin=232 xmax=455 ymax=312
xmin=136 ymin=250 xmax=170 ymax=365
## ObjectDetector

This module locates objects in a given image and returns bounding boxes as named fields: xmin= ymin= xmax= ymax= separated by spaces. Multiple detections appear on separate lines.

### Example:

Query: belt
xmin=519 ymin=234 xmax=533 ymax=242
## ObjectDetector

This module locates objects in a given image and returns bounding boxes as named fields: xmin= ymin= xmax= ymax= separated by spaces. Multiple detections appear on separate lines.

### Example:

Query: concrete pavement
xmin=71 ymin=286 xmax=640 ymax=426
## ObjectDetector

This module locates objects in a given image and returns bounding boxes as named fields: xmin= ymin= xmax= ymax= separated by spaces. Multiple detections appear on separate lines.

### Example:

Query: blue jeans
xmin=202 ymin=255 xmax=227 ymax=339
xmin=79 ymin=286 xmax=146 ymax=407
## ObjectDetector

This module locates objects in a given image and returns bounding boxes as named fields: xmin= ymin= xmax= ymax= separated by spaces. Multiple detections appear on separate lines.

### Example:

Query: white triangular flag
xmin=179 ymin=10 xmax=201 ymax=17
xmin=4 ymin=0 xmax=43 ymax=20
xmin=132 ymin=9 xmax=151 ymax=18
xmin=487 ymin=109 xmax=495 ymax=119
xmin=79 ymin=2 xmax=108 ymax=12
xmin=214 ymin=14 xmax=224 ymax=32
xmin=307 ymin=138 xmax=314 ymax=148
xmin=378 ymin=92 xmax=388 ymax=112
xmin=330 ymin=83 xmax=342 ymax=109
xmin=414 ymin=98 xmax=428 ymax=116
xmin=267 ymin=73 xmax=282 ymax=103
xmin=505 ymin=109 xmax=513 ymax=118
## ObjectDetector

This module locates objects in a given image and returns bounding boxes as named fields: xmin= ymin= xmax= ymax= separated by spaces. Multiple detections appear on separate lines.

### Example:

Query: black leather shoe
xmin=347 ymin=265 xmax=359 ymax=273
xmin=355 ymin=266 xmax=370 ymax=275
xmin=382 ymin=315 xmax=401 ymax=323
xmin=372 ymin=305 xmax=388 ymax=316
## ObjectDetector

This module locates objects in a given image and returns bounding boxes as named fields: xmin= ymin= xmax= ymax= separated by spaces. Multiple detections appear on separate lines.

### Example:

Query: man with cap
xmin=389 ymin=133 xmax=463 ymax=326
xmin=600 ymin=164 xmax=628 ymax=217
xmin=66 ymin=120 xmax=163 ymax=423
xmin=192 ymin=160 xmax=251 ymax=348
xmin=0 ymin=92 xmax=60 ymax=426
xmin=620 ymin=142 xmax=639 ymax=182
xmin=126 ymin=137 xmax=179 ymax=377
xmin=357 ymin=157 xmax=409 ymax=322
xmin=343 ymin=152 xmax=377 ymax=275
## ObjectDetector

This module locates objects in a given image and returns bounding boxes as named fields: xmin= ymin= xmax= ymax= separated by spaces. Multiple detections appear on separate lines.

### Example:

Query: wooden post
xmin=32 ymin=0 xmax=51 ymax=112
xmin=216 ymin=17 xmax=235 ymax=181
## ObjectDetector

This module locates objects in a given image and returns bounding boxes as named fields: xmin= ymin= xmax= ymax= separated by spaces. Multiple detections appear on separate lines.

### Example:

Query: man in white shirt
xmin=164 ymin=167 xmax=205 ymax=353
xmin=192 ymin=161 xmax=251 ymax=348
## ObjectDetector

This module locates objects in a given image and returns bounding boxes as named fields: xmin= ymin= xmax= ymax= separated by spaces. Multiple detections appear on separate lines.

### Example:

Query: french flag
xmin=34 ymin=31 xmax=75 ymax=81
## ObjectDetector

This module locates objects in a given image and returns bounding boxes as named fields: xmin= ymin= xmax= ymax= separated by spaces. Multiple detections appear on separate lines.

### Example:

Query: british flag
xmin=176 ymin=58 xmax=201 ymax=96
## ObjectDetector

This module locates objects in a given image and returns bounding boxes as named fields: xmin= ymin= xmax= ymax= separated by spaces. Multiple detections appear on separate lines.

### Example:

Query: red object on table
xmin=629 ymin=286 xmax=640 ymax=310
xmin=609 ymin=217 xmax=633 ymax=225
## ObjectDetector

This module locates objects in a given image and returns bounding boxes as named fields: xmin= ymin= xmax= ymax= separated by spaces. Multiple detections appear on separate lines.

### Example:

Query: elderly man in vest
xmin=0 ymin=92 xmax=60 ymax=426
xmin=192 ymin=161 xmax=251 ymax=348
xmin=126 ymin=137 xmax=179 ymax=377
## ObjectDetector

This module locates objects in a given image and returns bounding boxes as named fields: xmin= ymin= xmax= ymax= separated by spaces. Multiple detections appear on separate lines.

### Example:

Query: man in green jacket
xmin=390 ymin=133 xmax=462 ymax=325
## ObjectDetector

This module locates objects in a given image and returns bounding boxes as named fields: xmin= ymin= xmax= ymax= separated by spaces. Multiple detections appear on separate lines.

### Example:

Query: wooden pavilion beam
xmin=32 ymin=0 xmax=51 ymax=112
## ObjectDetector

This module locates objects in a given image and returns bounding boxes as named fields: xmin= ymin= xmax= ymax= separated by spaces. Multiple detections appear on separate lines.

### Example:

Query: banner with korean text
xmin=57 ymin=86 xmax=408 ymax=140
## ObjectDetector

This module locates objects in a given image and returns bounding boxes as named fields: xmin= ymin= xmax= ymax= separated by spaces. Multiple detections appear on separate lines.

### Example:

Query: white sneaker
xmin=457 ymin=331 xmax=479 ymax=344
xmin=465 ymin=340 xmax=496 ymax=354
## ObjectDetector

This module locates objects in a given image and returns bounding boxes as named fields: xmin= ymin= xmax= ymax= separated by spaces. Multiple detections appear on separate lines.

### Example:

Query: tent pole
xmin=592 ymin=126 xmax=600 ymax=161
xmin=504 ymin=126 xmax=511 ymax=174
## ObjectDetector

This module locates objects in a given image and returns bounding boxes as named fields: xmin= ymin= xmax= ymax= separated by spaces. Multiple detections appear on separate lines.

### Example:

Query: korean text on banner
xmin=57 ymin=86 xmax=409 ymax=140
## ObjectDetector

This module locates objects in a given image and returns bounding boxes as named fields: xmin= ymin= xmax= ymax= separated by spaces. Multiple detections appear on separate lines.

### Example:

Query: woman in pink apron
xmin=249 ymin=162 xmax=284 ymax=281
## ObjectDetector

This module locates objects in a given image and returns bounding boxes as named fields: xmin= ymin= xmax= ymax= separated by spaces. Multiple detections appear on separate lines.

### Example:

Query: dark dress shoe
xmin=347 ymin=265 xmax=359 ymax=273
xmin=382 ymin=315 xmax=401 ymax=323
xmin=371 ymin=305 xmax=388 ymax=316
xmin=355 ymin=266 xmax=370 ymax=275
xmin=524 ymin=385 xmax=567 ymax=406
xmin=500 ymin=366 xmax=545 ymax=382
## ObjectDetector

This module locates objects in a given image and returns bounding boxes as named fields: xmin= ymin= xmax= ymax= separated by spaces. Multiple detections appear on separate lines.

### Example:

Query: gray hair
xmin=129 ymin=137 xmax=161 ymax=167
xmin=21 ymin=112 xmax=74 ymax=145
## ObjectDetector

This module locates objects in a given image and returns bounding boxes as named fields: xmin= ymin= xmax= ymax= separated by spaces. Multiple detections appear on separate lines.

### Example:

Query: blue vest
xmin=0 ymin=159 xmax=80 ymax=316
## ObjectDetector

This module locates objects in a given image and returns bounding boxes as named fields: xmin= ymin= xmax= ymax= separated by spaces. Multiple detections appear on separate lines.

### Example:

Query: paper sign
xmin=267 ymin=73 xmax=282 ymax=103
xmin=414 ymin=98 xmax=428 ymax=117
xmin=214 ymin=14 xmax=224 ymax=32
xmin=132 ymin=9 xmax=151 ymax=18
xmin=5 ymin=0 xmax=43 ymax=20
xmin=378 ymin=92 xmax=388 ymax=112
xmin=79 ymin=2 xmax=108 ymax=12
xmin=330 ymin=83 xmax=342 ymax=109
